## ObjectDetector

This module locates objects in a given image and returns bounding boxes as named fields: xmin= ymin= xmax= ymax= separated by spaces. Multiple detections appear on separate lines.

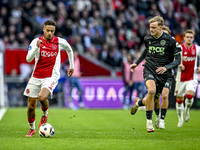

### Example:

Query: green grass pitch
xmin=0 ymin=108 xmax=200 ymax=150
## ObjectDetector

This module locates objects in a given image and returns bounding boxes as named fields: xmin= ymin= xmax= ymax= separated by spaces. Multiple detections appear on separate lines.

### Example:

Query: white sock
xmin=42 ymin=109 xmax=48 ymax=117
xmin=29 ymin=121 xmax=35 ymax=130
xmin=185 ymin=98 xmax=193 ymax=109
xmin=176 ymin=102 xmax=184 ymax=121
xmin=147 ymin=119 xmax=152 ymax=124
xmin=136 ymin=99 xmax=140 ymax=106
xmin=159 ymin=119 xmax=164 ymax=123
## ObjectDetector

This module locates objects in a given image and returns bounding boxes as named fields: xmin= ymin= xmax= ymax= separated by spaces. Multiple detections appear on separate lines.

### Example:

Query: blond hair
xmin=184 ymin=29 xmax=195 ymax=37
xmin=162 ymin=25 xmax=171 ymax=34
xmin=149 ymin=16 xmax=164 ymax=26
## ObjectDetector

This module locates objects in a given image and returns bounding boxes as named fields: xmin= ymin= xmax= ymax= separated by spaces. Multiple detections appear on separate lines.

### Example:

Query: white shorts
xmin=23 ymin=77 xmax=58 ymax=98
xmin=174 ymin=80 xmax=198 ymax=97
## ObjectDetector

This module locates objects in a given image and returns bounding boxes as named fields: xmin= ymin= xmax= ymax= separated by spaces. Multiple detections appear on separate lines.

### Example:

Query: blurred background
xmin=1 ymin=0 xmax=200 ymax=109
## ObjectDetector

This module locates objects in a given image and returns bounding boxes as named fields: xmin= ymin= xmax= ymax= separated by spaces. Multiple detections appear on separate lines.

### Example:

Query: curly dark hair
xmin=44 ymin=20 xmax=57 ymax=27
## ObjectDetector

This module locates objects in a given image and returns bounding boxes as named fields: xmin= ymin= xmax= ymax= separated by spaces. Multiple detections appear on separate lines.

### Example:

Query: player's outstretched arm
xmin=157 ymin=52 xmax=181 ymax=74
xmin=26 ymin=39 xmax=40 ymax=62
xmin=129 ymin=49 xmax=147 ymax=73
xmin=165 ymin=38 xmax=182 ymax=70
xmin=130 ymin=63 xmax=137 ymax=73
xmin=165 ymin=52 xmax=181 ymax=70
xmin=135 ymin=49 xmax=147 ymax=66
xmin=178 ymin=52 xmax=185 ymax=71
xmin=197 ymin=59 xmax=200 ymax=73
xmin=61 ymin=39 xmax=74 ymax=70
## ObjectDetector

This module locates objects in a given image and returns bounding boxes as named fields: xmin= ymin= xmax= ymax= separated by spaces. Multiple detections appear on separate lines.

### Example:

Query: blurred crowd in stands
xmin=1 ymin=0 xmax=200 ymax=107
xmin=1 ymin=0 xmax=200 ymax=69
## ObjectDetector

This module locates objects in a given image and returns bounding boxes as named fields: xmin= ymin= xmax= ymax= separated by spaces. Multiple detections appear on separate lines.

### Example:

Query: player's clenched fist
xmin=68 ymin=69 xmax=74 ymax=77
xmin=37 ymin=40 xmax=43 ymax=47
xmin=130 ymin=63 xmax=137 ymax=73
xmin=179 ymin=63 xmax=185 ymax=71
xmin=197 ymin=67 xmax=200 ymax=73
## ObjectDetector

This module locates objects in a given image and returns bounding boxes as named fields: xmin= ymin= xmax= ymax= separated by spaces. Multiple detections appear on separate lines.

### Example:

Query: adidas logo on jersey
xmin=184 ymin=52 xmax=187 ymax=54
xmin=42 ymin=46 xmax=46 ymax=49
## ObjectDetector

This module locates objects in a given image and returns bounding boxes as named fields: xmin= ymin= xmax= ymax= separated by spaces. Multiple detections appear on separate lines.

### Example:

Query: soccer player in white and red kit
xmin=24 ymin=20 xmax=74 ymax=137
xmin=175 ymin=29 xmax=200 ymax=127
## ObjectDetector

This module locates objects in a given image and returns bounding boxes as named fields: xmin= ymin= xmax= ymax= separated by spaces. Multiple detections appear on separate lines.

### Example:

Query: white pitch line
xmin=0 ymin=108 xmax=7 ymax=121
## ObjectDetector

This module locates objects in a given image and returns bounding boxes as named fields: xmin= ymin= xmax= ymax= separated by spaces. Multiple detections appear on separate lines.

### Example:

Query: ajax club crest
xmin=160 ymin=40 xmax=166 ymax=46
xmin=52 ymin=45 xmax=57 ymax=50
xmin=191 ymin=49 xmax=195 ymax=55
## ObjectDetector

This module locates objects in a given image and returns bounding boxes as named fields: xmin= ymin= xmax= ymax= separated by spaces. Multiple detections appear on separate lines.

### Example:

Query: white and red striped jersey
xmin=176 ymin=43 xmax=200 ymax=82
xmin=26 ymin=35 xmax=74 ymax=80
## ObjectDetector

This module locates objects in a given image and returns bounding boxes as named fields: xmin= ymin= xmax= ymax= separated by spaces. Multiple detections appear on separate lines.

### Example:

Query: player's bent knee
xmin=162 ymin=94 xmax=168 ymax=100
xmin=186 ymin=94 xmax=194 ymax=99
xmin=148 ymin=89 xmax=156 ymax=96
xmin=38 ymin=95 xmax=48 ymax=102
xmin=28 ymin=98 xmax=37 ymax=110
